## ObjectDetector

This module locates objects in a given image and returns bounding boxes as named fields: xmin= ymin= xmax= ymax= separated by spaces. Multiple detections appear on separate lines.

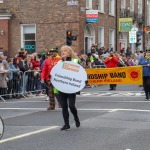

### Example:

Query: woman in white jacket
xmin=0 ymin=59 xmax=9 ymax=98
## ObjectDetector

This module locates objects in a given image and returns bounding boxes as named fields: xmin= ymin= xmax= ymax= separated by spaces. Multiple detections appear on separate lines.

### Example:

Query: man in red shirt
xmin=104 ymin=51 xmax=119 ymax=90
xmin=41 ymin=48 xmax=61 ymax=110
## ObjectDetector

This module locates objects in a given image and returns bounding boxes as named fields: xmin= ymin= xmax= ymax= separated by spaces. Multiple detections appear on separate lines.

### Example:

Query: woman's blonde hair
xmin=59 ymin=45 xmax=79 ymax=59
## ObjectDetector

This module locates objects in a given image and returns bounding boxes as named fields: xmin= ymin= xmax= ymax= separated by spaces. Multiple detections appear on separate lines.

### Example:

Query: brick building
xmin=0 ymin=0 xmax=149 ymax=56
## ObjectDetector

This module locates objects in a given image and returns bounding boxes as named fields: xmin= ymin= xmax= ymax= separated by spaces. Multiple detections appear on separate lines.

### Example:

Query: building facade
xmin=0 ymin=0 xmax=149 ymax=56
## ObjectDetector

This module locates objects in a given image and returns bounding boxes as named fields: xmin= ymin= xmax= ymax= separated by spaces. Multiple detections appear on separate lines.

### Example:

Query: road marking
xmin=0 ymin=100 xmax=147 ymax=105
xmin=0 ymin=101 xmax=49 ymax=104
xmin=80 ymin=91 xmax=145 ymax=97
xmin=1 ymin=108 xmax=150 ymax=113
xmin=0 ymin=108 xmax=47 ymax=110
xmin=108 ymin=109 xmax=118 ymax=112
xmin=77 ymin=108 xmax=150 ymax=112
xmin=0 ymin=126 xmax=59 ymax=144
xmin=81 ymin=90 xmax=144 ymax=94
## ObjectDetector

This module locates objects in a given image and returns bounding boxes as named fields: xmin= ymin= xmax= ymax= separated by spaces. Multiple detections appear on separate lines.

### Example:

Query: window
xmin=21 ymin=24 xmax=36 ymax=54
xmin=0 ymin=0 xmax=3 ymax=3
xmin=130 ymin=0 xmax=134 ymax=11
xmin=109 ymin=29 xmax=115 ymax=50
xmin=138 ymin=0 xmax=142 ymax=14
xmin=121 ymin=0 xmax=126 ymax=9
xmin=86 ymin=0 xmax=92 ymax=9
xmin=98 ymin=27 xmax=104 ymax=48
xmin=109 ymin=0 xmax=115 ymax=16
xmin=147 ymin=0 xmax=150 ymax=25
xmin=98 ymin=0 xmax=104 ymax=12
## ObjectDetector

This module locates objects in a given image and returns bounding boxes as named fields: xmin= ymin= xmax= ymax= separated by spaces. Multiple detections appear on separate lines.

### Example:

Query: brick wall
xmin=0 ymin=0 xmax=148 ymax=56
xmin=1 ymin=0 xmax=80 ymax=56
xmin=0 ymin=19 xmax=9 ymax=52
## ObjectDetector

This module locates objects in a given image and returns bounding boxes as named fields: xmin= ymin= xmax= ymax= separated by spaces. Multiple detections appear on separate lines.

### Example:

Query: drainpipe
xmin=115 ymin=0 xmax=118 ymax=51
xmin=143 ymin=0 xmax=146 ymax=51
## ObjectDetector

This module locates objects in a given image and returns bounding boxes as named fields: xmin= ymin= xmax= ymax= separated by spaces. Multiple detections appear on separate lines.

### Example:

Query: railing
xmin=0 ymin=70 xmax=46 ymax=102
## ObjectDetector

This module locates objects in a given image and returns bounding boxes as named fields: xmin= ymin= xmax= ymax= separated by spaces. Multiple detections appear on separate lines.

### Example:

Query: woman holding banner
xmin=138 ymin=50 xmax=150 ymax=100
xmin=58 ymin=46 xmax=80 ymax=131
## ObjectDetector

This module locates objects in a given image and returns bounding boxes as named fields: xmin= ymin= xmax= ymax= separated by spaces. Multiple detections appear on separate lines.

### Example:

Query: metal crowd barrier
xmin=23 ymin=70 xmax=46 ymax=96
xmin=93 ymin=64 xmax=106 ymax=68
xmin=0 ymin=70 xmax=46 ymax=102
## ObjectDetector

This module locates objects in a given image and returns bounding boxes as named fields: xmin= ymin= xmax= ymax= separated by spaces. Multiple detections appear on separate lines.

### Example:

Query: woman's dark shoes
xmin=109 ymin=87 xmax=116 ymax=90
xmin=75 ymin=119 xmax=80 ymax=128
xmin=47 ymin=107 xmax=55 ymax=110
xmin=109 ymin=88 xmax=113 ymax=90
xmin=145 ymin=98 xmax=149 ymax=101
xmin=16 ymin=96 xmax=21 ymax=99
xmin=60 ymin=125 xmax=70 ymax=131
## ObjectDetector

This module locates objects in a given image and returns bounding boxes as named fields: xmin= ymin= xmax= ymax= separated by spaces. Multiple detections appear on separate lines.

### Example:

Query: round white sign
xmin=50 ymin=61 xmax=87 ymax=93
xmin=0 ymin=116 xmax=4 ymax=139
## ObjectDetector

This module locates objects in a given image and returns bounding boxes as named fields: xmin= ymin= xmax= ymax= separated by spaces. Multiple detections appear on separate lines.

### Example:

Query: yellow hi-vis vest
xmin=54 ymin=58 xmax=79 ymax=94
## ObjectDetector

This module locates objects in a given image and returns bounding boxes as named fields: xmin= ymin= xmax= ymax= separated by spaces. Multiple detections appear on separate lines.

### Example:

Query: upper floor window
xmin=109 ymin=0 xmax=115 ymax=16
xmin=121 ymin=0 xmax=126 ymax=9
xmin=130 ymin=0 xmax=134 ymax=11
xmin=98 ymin=0 xmax=104 ymax=13
xmin=147 ymin=0 xmax=150 ymax=26
xmin=98 ymin=26 xmax=104 ymax=48
xmin=109 ymin=29 xmax=115 ymax=50
xmin=86 ymin=0 xmax=92 ymax=9
xmin=138 ymin=0 xmax=142 ymax=14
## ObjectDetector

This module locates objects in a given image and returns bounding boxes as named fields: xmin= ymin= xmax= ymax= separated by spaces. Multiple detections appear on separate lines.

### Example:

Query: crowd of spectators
xmin=79 ymin=44 xmax=144 ymax=69
xmin=0 ymin=48 xmax=46 ymax=99
xmin=0 ymin=45 xmax=147 ymax=100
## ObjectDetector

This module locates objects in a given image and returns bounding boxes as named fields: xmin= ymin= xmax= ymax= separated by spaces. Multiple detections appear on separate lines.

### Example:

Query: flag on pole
xmin=143 ymin=27 xmax=148 ymax=33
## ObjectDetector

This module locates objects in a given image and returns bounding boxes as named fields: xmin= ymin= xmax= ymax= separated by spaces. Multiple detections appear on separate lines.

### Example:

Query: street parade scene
xmin=0 ymin=0 xmax=150 ymax=150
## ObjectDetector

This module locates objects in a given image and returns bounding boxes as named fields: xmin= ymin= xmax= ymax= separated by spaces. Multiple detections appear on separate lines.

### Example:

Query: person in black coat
xmin=58 ymin=45 xmax=80 ymax=131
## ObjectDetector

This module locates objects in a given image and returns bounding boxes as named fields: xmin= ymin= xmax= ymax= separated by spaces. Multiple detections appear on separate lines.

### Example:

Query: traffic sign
xmin=129 ymin=31 xmax=137 ymax=43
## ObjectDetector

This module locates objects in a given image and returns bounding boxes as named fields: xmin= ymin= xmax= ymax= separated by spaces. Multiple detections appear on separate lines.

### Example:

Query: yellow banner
xmin=85 ymin=66 xmax=143 ymax=85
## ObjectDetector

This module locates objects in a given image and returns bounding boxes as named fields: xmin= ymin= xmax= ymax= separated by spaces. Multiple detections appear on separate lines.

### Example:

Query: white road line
xmin=78 ymin=108 xmax=150 ymax=113
xmin=79 ymin=95 xmax=145 ymax=97
xmin=0 ymin=100 xmax=147 ymax=104
xmin=79 ymin=100 xmax=147 ymax=103
xmin=0 ymin=101 xmax=49 ymax=104
xmin=0 ymin=126 xmax=59 ymax=144
xmin=1 ymin=108 xmax=150 ymax=113
xmin=82 ymin=91 xmax=143 ymax=93
xmin=108 ymin=109 xmax=118 ymax=112
xmin=0 ymin=108 xmax=47 ymax=110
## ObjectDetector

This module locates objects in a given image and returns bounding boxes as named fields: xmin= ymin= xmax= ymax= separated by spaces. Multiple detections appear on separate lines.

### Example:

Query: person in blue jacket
xmin=138 ymin=50 xmax=150 ymax=100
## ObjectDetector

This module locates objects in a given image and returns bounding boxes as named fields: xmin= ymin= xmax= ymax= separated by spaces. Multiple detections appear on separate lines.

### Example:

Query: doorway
xmin=84 ymin=24 xmax=95 ymax=54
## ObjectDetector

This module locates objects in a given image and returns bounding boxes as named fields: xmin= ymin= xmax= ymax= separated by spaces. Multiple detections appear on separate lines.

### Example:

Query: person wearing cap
xmin=41 ymin=47 xmax=61 ymax=110
xmin=138 ymin=50 xmax=150 ymax=100
xmin=104 ymin=51 xmax=119 ymax=90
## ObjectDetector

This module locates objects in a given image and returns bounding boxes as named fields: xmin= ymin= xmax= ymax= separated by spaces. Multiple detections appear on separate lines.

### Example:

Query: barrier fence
xmin=0 ymin=65 xmax=107 ymax=101
xmin=0 ymin=65 xmax=148 ymax=101
xmin=0 ymin=70 xmax=46 ymax=102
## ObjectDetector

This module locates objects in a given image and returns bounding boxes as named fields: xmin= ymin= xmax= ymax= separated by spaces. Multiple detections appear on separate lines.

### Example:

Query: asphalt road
xmin=0 ymin=84 xmax=150 ymax=150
